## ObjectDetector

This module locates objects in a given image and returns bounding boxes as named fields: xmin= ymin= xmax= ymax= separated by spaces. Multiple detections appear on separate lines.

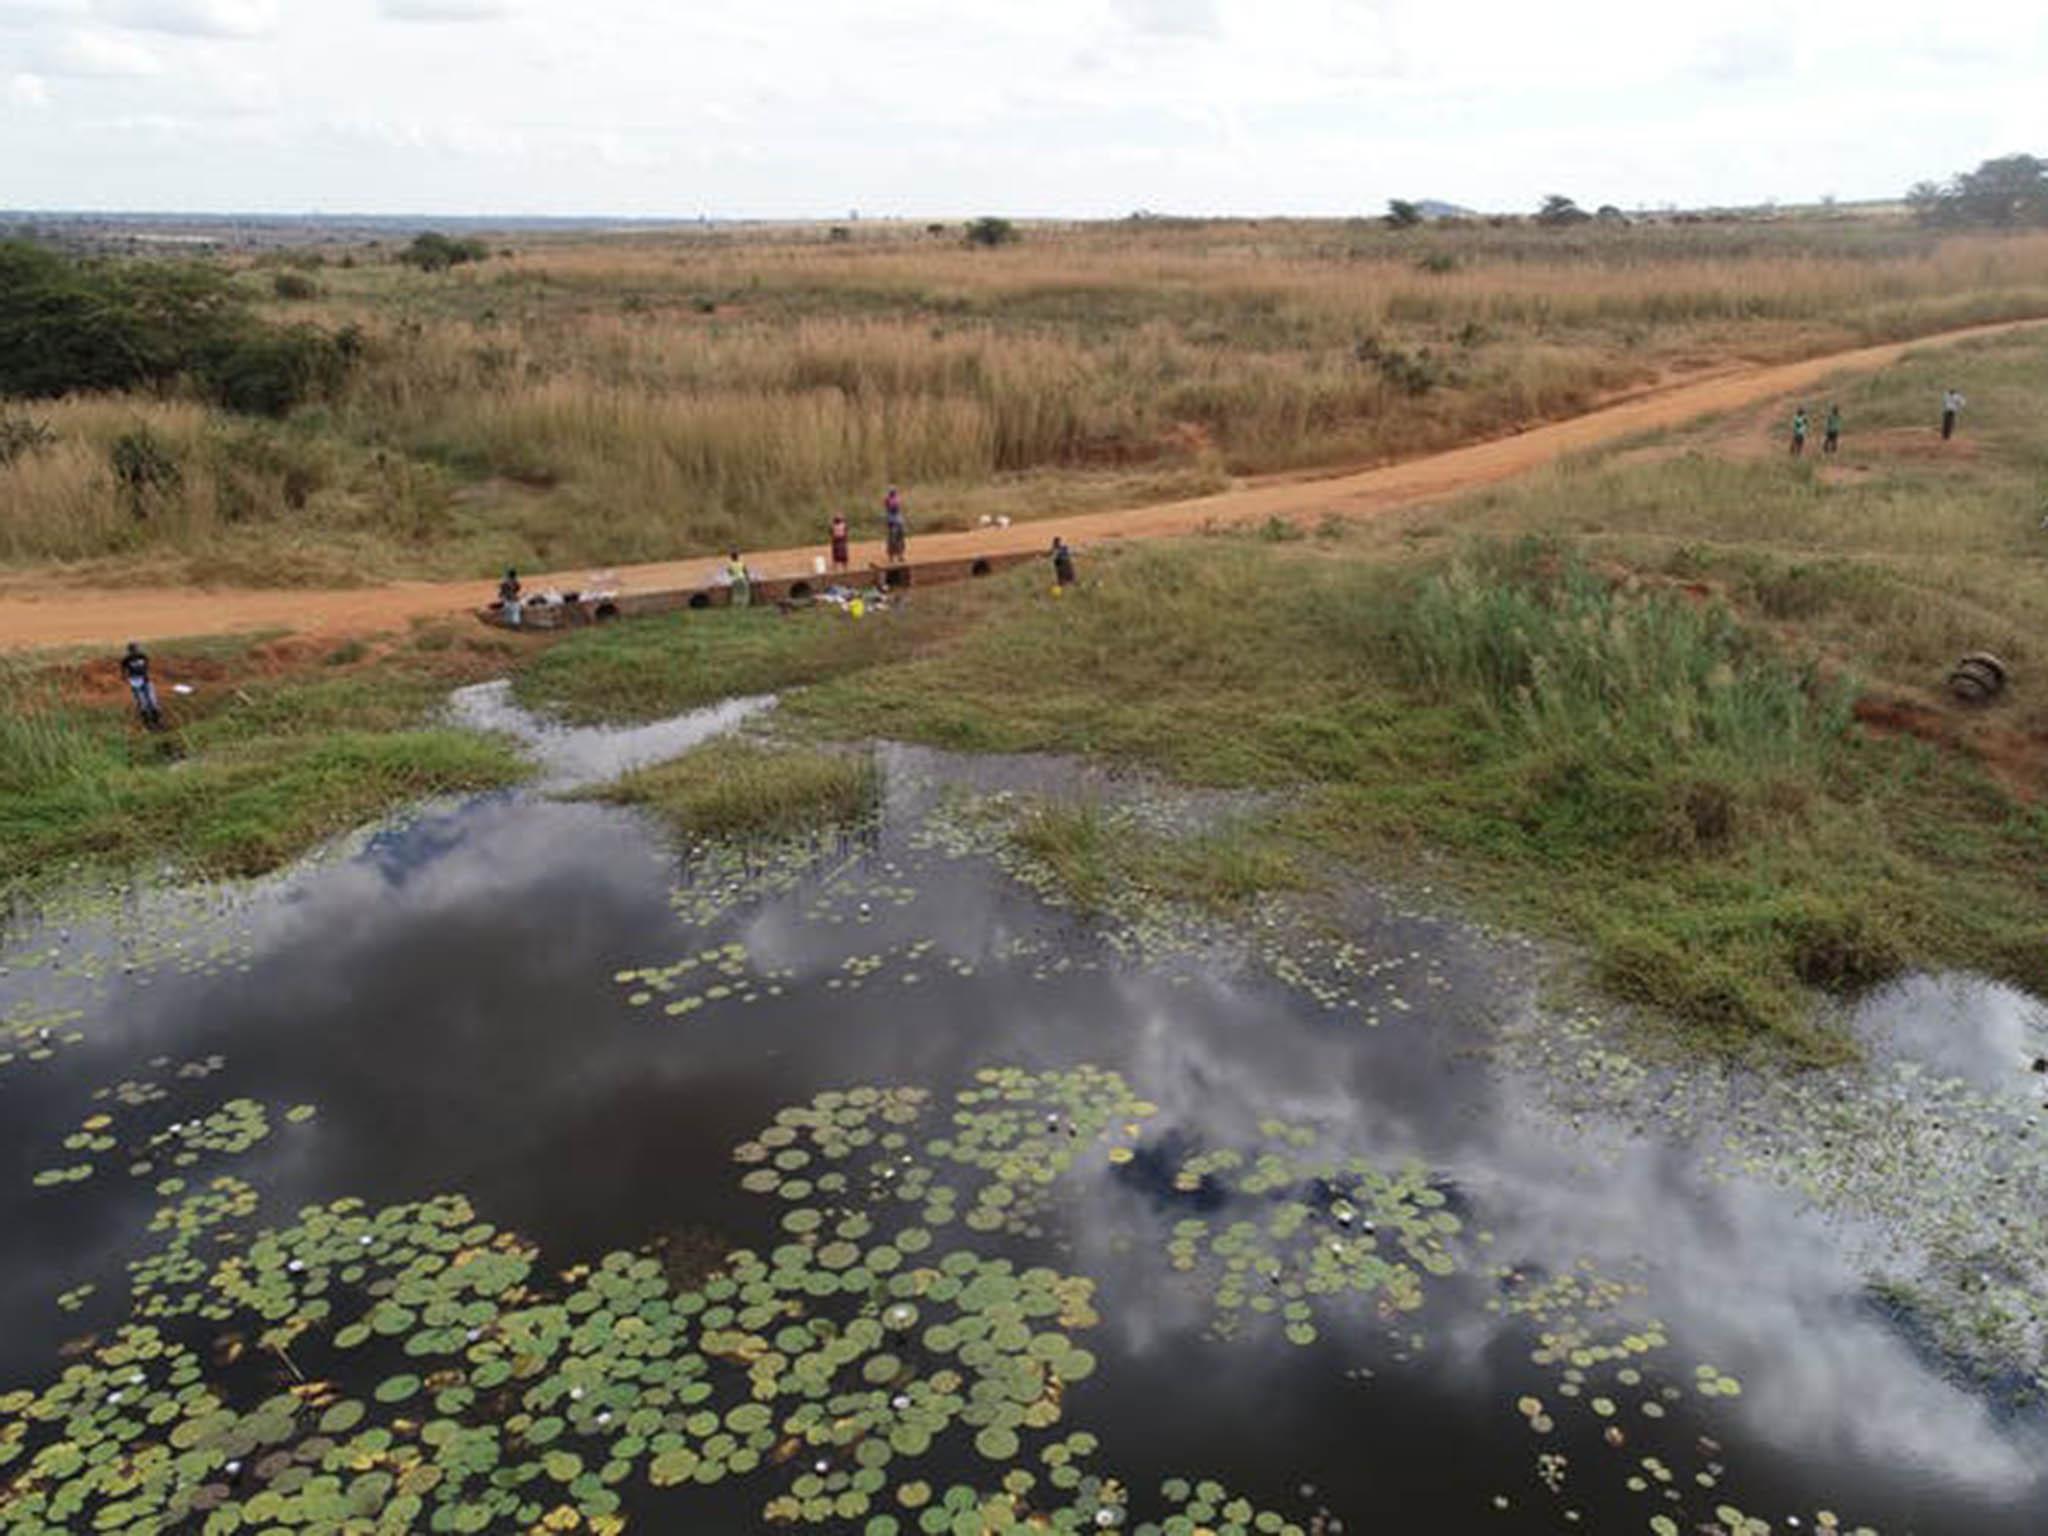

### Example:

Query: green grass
xmin=0 ymin=644 xmax=526 ymax=895
xmin=585 ymin=738 xmax=877 ymax=839
xmin=512 ymin=583 xmax=1004 ymax=724
xmin=777 ymin=532 xmax=2046 ymax=1063
xmin=1011 ymin=798 xmax=1303 ymax=916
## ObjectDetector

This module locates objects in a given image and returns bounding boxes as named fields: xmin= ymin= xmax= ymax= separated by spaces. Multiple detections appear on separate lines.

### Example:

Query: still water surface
xmin=2 ymin=736 xmax=2043 ymax=1533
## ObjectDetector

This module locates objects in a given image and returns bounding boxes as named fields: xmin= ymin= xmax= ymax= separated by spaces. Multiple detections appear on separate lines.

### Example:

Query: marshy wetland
xmin=7 ymin=231 xmax=2048 ymax=1536
xmin=5 ymin=698 xmax=2048 ymax=1533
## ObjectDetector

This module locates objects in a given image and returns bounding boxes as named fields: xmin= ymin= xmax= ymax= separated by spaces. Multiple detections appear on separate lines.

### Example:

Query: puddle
xmin=447 ymin=678 xmax=776 ymax=790
xmin=2 ymin=750 xmax=2045 ymax=1533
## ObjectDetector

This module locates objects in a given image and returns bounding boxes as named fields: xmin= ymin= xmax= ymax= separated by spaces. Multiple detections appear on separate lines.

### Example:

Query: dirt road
xmin=2 ymin=318 xmax=2037 ymax=654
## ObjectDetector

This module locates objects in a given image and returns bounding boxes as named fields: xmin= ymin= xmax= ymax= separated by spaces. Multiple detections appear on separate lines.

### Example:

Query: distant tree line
xmin=0 ymin=241 xmax=361 ymax=416
xmin=1908 ymin=155 xmax=2048 ymax=229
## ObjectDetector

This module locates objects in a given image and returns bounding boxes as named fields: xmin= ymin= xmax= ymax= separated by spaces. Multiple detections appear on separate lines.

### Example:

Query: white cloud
xmin=1112 ymin=0 xmax=1220 ymax=37
xmin=8 ymin=69 xmax=51 ymax=105
xmin=101 ymin=0 xmax=279 ymax=37
xmin=380 ymin=0 xmax=509 ymax=19
xmin=35 ymin=26 xmax=161 ymax=75
xmin=0 ymin=0 xmax=89 ymax=24
xmin=1 ymin=0 xmax=2043 ymax=215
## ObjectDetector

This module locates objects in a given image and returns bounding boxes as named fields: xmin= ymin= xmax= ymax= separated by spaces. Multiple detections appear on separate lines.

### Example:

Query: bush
xmin=398 ymin=233 xmax=491 ymax=273
xmin=199 ymin=326 xmax=356 ymax=418
xmin=0 ymin=241 xmax=358 ymax=415
xmin=0 ymin=414 xmax=55 ymax=466
xmin=111 ymin=428 xmax=182 ymax=520
xmin=271 ymin=272 xmax=320 ymax=301
xmin=1385 ymin=199 xmax=1423 ymax=229
xmin=1909 ymin=154 xmax=2048 ymax=229
xmin=964 ymin=217 xmax=1020 ymax=248
xmin=1535 ymin=194 xmax=1592 ymax=227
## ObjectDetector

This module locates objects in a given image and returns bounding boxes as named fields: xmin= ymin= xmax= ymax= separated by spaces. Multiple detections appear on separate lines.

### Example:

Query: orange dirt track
xmin=2 ymin=317 xmax=2039 ymax=654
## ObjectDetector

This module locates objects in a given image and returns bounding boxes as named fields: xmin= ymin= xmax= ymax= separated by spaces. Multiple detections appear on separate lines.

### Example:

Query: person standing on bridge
xmin=883 ymin=489 xmax=908 ymax=563
xmin=829 ymin=513 xmax=850 ymax=573
xmin=1941 ymin=387 xmax=1966 ymax=441
xmin=725 ymin=550 xmax=752 ymax=609
xmin=1789 ymin=406 xmax=1809 ymax=457
xmin=1823 ymin=404 xmax=1842 ymax=455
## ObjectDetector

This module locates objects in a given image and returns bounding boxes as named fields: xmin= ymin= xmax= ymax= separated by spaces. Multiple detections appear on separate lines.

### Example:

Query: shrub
xmin=271 ymin=271 xmax=320 ymax=301
xmin=1535 ymin=194 xmax=1592 ymax=227
xmin=111 ymin=428 xmax=182 ymax=520
xmin=398 ymin=232 xmax=491 ymax=272
xmin=199 ymin=326 xmax=356 ymax=418
xmin=964 ymin=217 xmax=1020 ymax=248
xmin=0 ymin=242 xmax=357 ymax=415
xmin=1909 ymin=155 xmax=2048 ymax=229
xmin=0 ymin=414 xmax=55 ymax=466
xmin=1353 ymin=334 xmax=1444 ymax=395
xmin=1385 ymin=199 xmax=1423 ymax=229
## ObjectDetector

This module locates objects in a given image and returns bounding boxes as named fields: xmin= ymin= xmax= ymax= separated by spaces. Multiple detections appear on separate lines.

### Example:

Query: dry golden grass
xmin=8 ymin=217 xmax=2048 ymax=582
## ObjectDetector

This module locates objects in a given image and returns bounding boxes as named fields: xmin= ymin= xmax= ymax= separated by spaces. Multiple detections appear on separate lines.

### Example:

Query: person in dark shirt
xmin=497 ymin=567 xmax=523 ymax=627
xmin=122 ymin=641 xmax=163 ymax=730
xmin=1050 ymin=537 xmax=1077 ymax=590
xmin=829 ymin=514 xmax=851 ymax=572
xmin=1823 ymin=404 xmax=1842 ymax=455
xmin=884 ymin=493 xmax=908 ymax=563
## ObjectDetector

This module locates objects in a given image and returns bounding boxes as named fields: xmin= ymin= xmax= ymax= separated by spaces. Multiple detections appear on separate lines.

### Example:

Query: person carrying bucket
xmin=122 ymin=641 xmax=163 ymax=731
xmin=883 ymin=488 xmax=908 ymax=563
xmin=829 ymin=513 xmax=850 ymax=572
xmin=725 ymin=550 xmax=751 ymax=608
xmin=1050 ymin=536 xmax=1076 ymax=592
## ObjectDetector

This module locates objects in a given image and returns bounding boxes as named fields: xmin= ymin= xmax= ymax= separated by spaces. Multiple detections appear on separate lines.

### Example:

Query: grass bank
xmin=773 ymin=537 xmax=2043 ymax=1062
xmin=512 ymin=583 xmax=1000 ymax=724
xmin=584 ymin=739 xmax=876 ymax=839
xmin=0 ymin=629 xmax=527 ymax=895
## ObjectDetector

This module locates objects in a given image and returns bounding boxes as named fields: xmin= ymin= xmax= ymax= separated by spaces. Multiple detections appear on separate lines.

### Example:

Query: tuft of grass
xmin=586 ymin=739 xmax=878 ymax=839
xmin=1011 ymin=797 xmax=1303 ymax=917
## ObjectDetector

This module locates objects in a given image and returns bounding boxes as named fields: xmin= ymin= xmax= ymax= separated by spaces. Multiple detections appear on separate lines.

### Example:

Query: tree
xmin=1908 ymin=155 xmax=2048 ymax=228
xmin=1384 ymin=199 xmax=1422 ymax=229
xmin=964 ymin=217 xmax=1020 ymax=248
xmin=0 ymin=241 xmax=357 ymax=414
xmin=398 ymin=232 xmax=491 ymax=272
xmin=1535 ymin=194 xmax=1592 ymax=227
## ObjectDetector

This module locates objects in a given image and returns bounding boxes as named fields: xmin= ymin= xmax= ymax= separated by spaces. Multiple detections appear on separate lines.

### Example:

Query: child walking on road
xmin=1823 ymin=404 xmax=1842 ymax=455
xmin=1942 ymin=388 xmax=1966 ymax=441
xmin=1790 ymin=407 xmax=1809 ymax=457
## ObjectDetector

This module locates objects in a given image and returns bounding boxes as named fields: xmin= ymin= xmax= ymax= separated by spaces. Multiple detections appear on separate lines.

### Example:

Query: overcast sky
xmin=2 ymin=0 xmax=2043 ymax=218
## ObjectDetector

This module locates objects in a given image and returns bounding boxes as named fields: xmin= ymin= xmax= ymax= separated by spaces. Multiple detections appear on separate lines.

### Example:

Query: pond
xmin=3 ymin=723 xmax=2045 ymax=1534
